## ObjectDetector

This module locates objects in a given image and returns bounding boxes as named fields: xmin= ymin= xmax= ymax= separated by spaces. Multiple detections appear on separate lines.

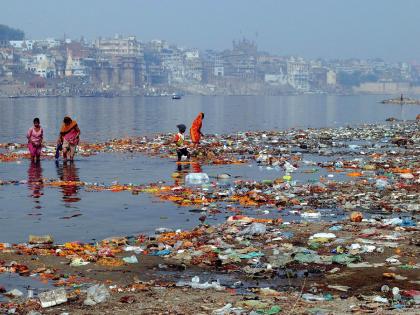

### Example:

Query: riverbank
xmin=0 ymin=218 xmax=418 ymax=314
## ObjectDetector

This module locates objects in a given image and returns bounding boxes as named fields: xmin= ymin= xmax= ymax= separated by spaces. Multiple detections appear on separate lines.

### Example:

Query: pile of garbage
xmin=0 ymin=211 xmax=418 ymax=313
xmin=0 ymin=120 xmax=419 ymax=312
xmin=0 ymin=120 xmax=418 ymax=165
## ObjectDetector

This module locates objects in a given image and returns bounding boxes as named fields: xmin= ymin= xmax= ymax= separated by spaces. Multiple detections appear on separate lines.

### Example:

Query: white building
xmin=161 ymin=50 xmax=184 ymax=84
xmin=213 ymin=55 xmax=224 ymax=77
xmin=287 ymin=58 xmax=310 ymax=92
xmin=24 ymin=54 xmax=56 ymax=78
xmin=9 ymin=40 xmax=35 ymax=51
xmin=400 ymin=62 xmax=411 ymax=81
xmin=184 ymin=49 xmax=202 ymax=82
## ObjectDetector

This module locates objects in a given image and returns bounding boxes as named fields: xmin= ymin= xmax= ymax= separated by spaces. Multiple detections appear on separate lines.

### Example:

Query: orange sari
xmin=60 ymin=120 xmax=78 ymax=135
xmin=190 ymin=113 xmax=203 ymax=144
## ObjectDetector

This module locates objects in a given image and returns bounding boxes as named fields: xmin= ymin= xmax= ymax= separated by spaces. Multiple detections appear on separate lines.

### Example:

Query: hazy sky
xmin=1 ymin=0 xmax=419 ymax=61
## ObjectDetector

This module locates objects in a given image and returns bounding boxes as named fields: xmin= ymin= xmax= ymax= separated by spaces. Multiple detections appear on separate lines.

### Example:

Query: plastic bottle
xmin=185 ymin=173 xmax=210 ymax=185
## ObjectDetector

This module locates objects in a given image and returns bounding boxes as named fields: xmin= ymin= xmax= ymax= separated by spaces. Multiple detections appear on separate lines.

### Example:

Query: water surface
xmin=1 ymin=95 xmax=418 ymax=143
xmin=0 ymin=95 xmax=417 ymax=243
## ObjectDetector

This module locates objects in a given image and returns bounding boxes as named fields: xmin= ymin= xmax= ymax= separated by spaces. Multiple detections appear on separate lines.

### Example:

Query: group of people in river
xmin=27 ymin=116 xmax=80 ymax=163
xmin=174 ymin=112 xmax=204 ymax=162
xmin=27 ymin=112 xmax=205 ymax=163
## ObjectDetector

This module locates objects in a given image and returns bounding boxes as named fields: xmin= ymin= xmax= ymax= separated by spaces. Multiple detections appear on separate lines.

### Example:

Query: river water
xmin=0 ymin=95 xmax=418 ymax=243
xmin=1 ymin=94 xmax=419 ymax=143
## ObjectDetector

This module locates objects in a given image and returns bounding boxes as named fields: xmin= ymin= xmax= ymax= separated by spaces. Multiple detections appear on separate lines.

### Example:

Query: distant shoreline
xmin=3 ymin=92 xmax=420 ymax=99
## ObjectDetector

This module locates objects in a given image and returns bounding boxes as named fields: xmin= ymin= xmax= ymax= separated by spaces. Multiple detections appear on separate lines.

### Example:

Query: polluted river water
xmin=0 ymin=95 xmax=419 ymax=313
xmin=0 ymin=95 xmax=418 ymax=243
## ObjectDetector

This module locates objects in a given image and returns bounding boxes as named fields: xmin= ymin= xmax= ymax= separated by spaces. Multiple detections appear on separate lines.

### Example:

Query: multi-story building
xmin=161 ymin=48 xmax=184 ymax=84
xmin=287 ymin=58 xmax=309 ymax=92
xmin=148 ymin=39 xmax=169 ymax=53
xmin=93 ymin=35 xmax=144 ymax=89
xmin=400 ymin=62 xmax=411 ymax=81
xmin=184 ymin=49 xmax=202 ymax=82
xmin=95 ymin=35 xmax=141 ymax=57
xmin=223 ymin=39 xmax=257 ymax=80
xmin=201 ymin=50 xmax=224 ymax=83
xmin=0 ymin=47 xmax=16 ymax=77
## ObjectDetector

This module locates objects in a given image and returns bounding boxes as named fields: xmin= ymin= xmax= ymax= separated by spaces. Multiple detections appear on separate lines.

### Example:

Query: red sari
xmin=190 ymin=112 xmax=204 ymax=144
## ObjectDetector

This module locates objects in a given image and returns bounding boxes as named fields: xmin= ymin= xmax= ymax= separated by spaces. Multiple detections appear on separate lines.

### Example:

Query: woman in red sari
xmin=190 ymin=112 xmax=204 ymax=147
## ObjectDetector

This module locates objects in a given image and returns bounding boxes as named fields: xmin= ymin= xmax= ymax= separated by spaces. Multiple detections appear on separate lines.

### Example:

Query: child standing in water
xmin=173 ymin=124 xmax=190 ymax=162
xmin=27 ymin=118 xmax=43 ymax=163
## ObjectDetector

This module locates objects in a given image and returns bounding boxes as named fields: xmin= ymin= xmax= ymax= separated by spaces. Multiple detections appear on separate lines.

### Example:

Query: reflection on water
xmin=55 ymin=161 xmax=81 ymax=204
xmin=175 ymin=163 xmax=190 ymax=186
xmin=191 ymin=162 xmax=203 ymax=173
xmin=27 ymin=161 xmax=43 ymax=211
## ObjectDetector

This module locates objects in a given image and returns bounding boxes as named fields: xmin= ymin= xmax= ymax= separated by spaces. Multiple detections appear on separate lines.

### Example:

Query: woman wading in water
xmin=57 ymin=116 xmax=80 ymax=161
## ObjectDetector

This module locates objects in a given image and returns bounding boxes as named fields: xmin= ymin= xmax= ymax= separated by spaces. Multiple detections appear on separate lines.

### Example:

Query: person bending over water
xmin=190 ymin=112 xmax=204 ymax=147
xmin=57 ymin=116 xmax=80 ymax=161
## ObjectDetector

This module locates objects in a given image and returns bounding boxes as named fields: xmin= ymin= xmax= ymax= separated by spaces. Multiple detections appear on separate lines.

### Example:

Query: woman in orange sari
xmin=57 ymin=116 xmax=80 ymax=161
xmin=190 ymin=112 xmax=204 ymax=147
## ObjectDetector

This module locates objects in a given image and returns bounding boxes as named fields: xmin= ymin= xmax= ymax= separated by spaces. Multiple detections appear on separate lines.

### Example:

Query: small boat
xmin=172 ymin=94 xmax=182 ymax=100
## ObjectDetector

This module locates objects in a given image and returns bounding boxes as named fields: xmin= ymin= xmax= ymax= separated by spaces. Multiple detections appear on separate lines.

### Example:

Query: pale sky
xmin=1 ymin=0 xmax=419 ymax=61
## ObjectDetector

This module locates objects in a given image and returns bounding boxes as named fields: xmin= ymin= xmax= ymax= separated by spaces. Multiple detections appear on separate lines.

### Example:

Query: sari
xmin=60 ymin=120 xmax=79 ymax=145
xmin=190 ymin=112 xmax=204 ymax=144
xmin=27 ymin=127 xmax=43 ymax=157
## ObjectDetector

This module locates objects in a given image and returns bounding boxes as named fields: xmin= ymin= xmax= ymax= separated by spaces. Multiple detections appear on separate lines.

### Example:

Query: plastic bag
xmin=84 ymin=284 xmax=110 ymax=306
xmin=238 ymin=223 xmax=267 ymax=236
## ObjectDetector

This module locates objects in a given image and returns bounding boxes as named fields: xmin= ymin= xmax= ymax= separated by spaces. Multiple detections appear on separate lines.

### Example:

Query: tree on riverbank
xmin=0 ymin=24 xmax=24 ymax=41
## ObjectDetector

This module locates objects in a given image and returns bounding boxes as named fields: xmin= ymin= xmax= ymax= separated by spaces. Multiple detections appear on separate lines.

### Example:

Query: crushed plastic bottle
xmin=185 ymin=173 xmax=210 ymax=185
